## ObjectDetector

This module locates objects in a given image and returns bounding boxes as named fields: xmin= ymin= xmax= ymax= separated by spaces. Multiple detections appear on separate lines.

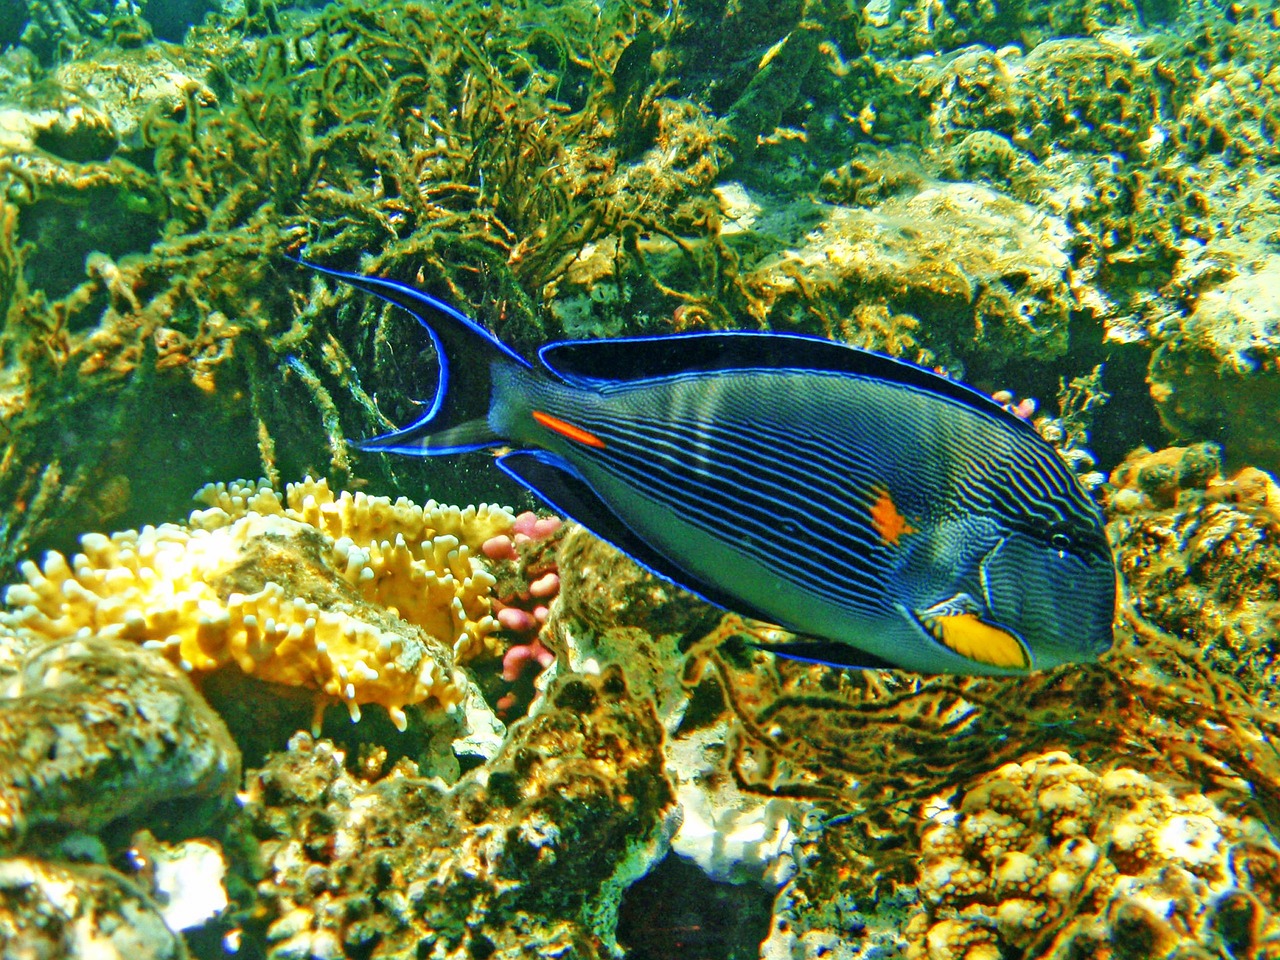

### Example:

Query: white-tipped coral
xmin=0 ymin=478 xmax=515 ymax=730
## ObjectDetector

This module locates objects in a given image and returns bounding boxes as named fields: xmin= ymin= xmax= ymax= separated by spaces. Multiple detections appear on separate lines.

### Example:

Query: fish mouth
xmin=909 ymin=595 xmax=1032 ymax=671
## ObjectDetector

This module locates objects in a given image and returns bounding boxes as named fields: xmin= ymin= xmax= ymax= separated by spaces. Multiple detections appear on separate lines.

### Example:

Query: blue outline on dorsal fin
xmin=539 ymin=331 xmax=1033 ymax=434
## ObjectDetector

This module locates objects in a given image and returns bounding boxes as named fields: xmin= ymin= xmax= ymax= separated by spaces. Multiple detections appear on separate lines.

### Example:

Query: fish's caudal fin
xmin=293 ymin=258 xmax=532 ymax=455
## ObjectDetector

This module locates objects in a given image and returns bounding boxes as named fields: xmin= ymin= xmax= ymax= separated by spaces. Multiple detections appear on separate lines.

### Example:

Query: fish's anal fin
xmin=494 ymin=450 xmax=776 ymax=623
xmin=912 ymin=596 xmax=1031 ymax=670
xmin=869 ymin=487 xmax=917 ymax=547
xmin=750 ymin=638 xmax=900 ymax=670
xmin=531 ymin=410 xmax=606 ymax=449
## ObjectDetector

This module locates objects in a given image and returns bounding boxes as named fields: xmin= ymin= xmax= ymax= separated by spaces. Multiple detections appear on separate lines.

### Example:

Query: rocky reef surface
xmin=3 ymin=458 xmax=1280 ymax=958
xmin=0 ymin=0 xmax=1279 ymax=957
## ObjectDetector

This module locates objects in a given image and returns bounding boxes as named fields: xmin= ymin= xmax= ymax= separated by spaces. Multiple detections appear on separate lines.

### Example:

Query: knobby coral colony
xmin=906 ymin=751 xmax=1280 ymax=960
xmin=0 ymin=477 xmax=519 ymax=731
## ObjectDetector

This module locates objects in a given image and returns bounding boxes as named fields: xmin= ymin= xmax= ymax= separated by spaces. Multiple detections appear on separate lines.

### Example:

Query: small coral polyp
xmin=0 ymin=478 xmax=515 ymax=731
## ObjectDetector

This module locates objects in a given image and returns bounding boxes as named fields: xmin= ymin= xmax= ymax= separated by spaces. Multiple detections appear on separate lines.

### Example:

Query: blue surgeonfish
xmin=297 ymin=260 xmax=1116 ymax=675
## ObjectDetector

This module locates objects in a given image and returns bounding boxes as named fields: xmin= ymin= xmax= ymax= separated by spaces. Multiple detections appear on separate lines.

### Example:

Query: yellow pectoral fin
xmin=932 ymin=613 xmax=1031 ymax=670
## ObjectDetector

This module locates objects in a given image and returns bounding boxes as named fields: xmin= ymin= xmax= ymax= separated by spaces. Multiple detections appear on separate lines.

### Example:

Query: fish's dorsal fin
xmin=495 ymin=449 xmax=779 ymax=623
xmin=292 ymin=257 xmax=530 ymax=455
xmin=539 ymin=331 xmax=1028 ymax=431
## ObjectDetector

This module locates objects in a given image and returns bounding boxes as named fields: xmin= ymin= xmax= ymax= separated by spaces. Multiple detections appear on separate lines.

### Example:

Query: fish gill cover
xmin=0 ymin=0 xmax=1278 ymax=959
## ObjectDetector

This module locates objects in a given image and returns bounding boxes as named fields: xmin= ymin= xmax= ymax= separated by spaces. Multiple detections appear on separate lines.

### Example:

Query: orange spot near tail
xmin=870 ymin=488 xmax=917 ymax=546
xmin=532 ymin=410 xmax=606 ymax=449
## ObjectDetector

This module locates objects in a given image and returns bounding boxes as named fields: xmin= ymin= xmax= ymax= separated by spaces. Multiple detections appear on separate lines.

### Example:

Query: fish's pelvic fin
xmin=291 ymin=257 xmax=529 ymax=457
xmin=906 ymin=596 xmax=1031 ymax=670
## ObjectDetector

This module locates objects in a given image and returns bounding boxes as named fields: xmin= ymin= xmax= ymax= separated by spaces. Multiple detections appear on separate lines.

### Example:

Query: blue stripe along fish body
xmin=298 ymin=259 xmax=1116 ymax=675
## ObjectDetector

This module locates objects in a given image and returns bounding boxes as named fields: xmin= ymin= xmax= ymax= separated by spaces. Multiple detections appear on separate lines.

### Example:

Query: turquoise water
xmin=0 ymin=1 xmax=1277 ymax=958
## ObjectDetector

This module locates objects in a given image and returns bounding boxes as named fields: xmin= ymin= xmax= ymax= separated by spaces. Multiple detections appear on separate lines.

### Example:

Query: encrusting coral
xmin=1107 ymin=443 xmax=1280 ymax=699
xmin=0 ymin=855 xmax=190 ymax=960
xmin=0 ymin=635 xmax=240 ymax=856
xmin=0 ymin=477 xmax=514 ymax=731
xmin=244 ymin=667 xmax=674 ymax=960
xmin=904 ymin=751 xmax=1280 ymax=960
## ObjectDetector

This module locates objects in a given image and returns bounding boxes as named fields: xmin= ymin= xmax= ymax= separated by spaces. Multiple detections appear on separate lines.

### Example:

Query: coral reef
xmin=1108 ymin=444 xmax=1280 ymax=697
xmin=904 ymin=751 xmax=1280 ymax=960
xmin=4 ymin=0 xmax=1280 ymax=955
xmin=1148 ymin=245 xmax=1280 ymax=474
xmin=483 ymin=509 xmax=564 ymax=716
xmin=0 ymin=0 xmax=735 ymax=569
xmin=742 ymin=179 xmax=1076 ymax=372
xmin=0 ymin=855 xmax=190 ymax=960
xmin=0 ymin=634 xmax=239 ymax=854
xmin=0 ymin=477 xmax=512 ymax=731
xmin=243 ymin=667 xmax=673 ymax=960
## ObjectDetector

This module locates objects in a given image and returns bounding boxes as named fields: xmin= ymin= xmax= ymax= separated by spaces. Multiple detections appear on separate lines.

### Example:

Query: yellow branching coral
xmin=0 ymin=478 xmax=515 ymax=731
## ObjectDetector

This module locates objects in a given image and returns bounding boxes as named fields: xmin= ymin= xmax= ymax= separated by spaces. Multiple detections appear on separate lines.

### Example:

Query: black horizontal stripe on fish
xmin=568 ymin=372 xmax=1080 ymax=540
xmin=533 ymin=400 xmax=924 ymax=614
xmin=497 ymin=449 xmax=795 ymax=627
xmin=574 ymin=432 xmax=890 ymax=602
xmin=607 ymin=367 xmax=1092 ymax=537
xmin=588 ymin=424 xmax=897 ymax=577
xmin=527 ymin=372 xmax=1096 ymax=612
xmin=587 ymin=410 xmax=897 ymax=561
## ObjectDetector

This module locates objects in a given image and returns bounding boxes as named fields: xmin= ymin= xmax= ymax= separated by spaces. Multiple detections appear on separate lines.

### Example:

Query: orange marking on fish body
xmin=870 ymin=488 xmax=917 ymax=546
xmin=532 ymin=410 xmax=606 ymax=448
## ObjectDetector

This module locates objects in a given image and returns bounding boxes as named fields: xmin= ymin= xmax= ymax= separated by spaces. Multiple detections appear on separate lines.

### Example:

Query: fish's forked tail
xmin=292 ymin=258 xmax=533 ymax=456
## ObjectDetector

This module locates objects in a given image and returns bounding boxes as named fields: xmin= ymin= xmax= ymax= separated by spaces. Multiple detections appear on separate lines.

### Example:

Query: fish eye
xmin=1050 ymin=532 xmax=1072 ymax=552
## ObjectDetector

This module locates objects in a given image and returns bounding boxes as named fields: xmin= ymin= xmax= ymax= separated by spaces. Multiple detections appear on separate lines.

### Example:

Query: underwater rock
xmin=51 ymin=39 xmax=229 ymax=147
xmin=549 ymin=523 xmax=719 ymax=725
xmin=1148 ymin=247 xmax=1280 ymax=474
xmin=18 ymin=0 xmax=128 ymax=64
xmin=667 ymin=720 xmax=801 ymax=886
xmin=244 ymin=666 xmax=674 ymax=960
xmin=903 ymin=750 xmax=1280 ymax=959
xmin=0 ymin=634 xmax=239 ymax=855
xmin=1109 ymin=444 xmax=1280 ymax=697
xmin=0 ymin=477 xmax=511 ymax=734
xmin=131 ymin=833 xmax=230 ymax=934
xmin=1176 ymin=28 xmax=1280 ymax=167
xmin=14 ymin=0 xmax=237 ymax=61
xmin=860 ymin=0 xmax=1147 ymax=57
xmin=548 ymin=525 xmax=815 ymax=899
xmin=924 ymin=38 xmax=1155 ymax=160
xmin=0 ymin=855 xmax=188 ymax=959
xmin=746 ymin=179 xmax=1075 ymax=371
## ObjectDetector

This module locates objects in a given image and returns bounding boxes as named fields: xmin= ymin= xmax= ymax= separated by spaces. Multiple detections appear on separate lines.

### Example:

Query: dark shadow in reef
xmin=617 ymin=854 xmax=776 ymax=960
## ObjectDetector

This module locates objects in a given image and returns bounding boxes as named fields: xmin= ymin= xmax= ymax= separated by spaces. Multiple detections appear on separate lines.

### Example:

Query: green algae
xmin=0 ymin=0 xmax=729 ymax=566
